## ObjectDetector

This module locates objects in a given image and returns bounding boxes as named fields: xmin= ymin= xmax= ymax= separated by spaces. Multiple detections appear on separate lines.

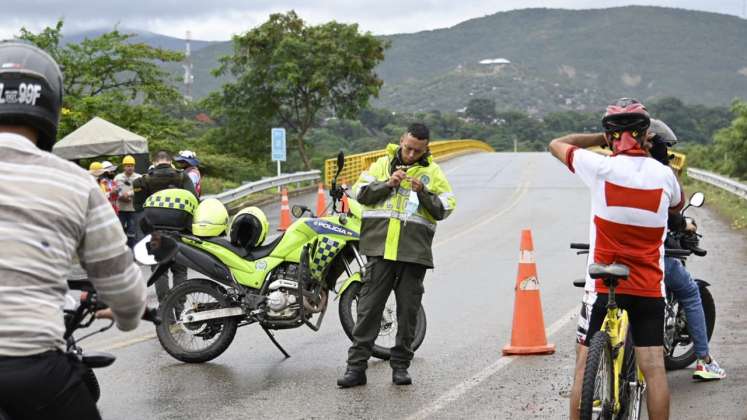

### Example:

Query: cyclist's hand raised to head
xmin=548 ymin=133 xmax=607 ymax=166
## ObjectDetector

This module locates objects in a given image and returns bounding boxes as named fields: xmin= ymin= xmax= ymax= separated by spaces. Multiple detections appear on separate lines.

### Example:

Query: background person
xmin=133 ymin=150 xmax=196 ymax=302
xmin=174 ymin=150 xmax=201 ymax=198
xmin=115 ymin=155 xmax=142 ymax=248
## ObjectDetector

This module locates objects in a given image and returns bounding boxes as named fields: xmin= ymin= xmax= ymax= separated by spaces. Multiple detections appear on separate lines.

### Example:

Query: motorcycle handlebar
xmin=570 ymin=242 xmax=696 ymax=258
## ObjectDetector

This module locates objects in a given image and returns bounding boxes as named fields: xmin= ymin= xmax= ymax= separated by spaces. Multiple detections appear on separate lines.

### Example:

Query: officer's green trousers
xmin=347 ymin=257 xmax=426 ymax=370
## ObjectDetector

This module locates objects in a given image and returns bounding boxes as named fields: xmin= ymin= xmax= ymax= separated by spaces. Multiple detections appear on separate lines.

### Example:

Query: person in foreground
xmin=0 ymin=41 xmax=147 ymax=420
xmin=549 ymin=98 xmax=682 ymax=420
xmin=338 ymin=123 xmax=456 ymax=387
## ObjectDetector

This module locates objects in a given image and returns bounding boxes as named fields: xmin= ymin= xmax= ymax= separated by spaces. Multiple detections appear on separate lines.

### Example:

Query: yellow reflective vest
xmin=352 ymin=144 xmax=456 ymax=267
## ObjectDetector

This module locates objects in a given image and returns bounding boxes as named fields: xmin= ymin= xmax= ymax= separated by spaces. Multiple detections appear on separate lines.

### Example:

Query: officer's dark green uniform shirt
xmin=352 ymin=144 xmax=456 ymax=268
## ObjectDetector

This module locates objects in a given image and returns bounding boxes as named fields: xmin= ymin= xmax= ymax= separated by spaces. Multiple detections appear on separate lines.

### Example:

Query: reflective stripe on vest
xmin=362 ymin=209 xmax=437 ymax=231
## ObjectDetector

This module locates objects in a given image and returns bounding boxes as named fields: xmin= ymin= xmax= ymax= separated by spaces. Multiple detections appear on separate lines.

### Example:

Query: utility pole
xmin=183 ymin=30 xmax=194 ymax=102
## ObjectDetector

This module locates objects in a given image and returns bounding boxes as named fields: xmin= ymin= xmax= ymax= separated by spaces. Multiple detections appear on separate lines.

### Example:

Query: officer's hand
xmin=685 ymin=220 xmax=697 ymax=233
xmin=409 ymin=177 xmax=424 ymax=193
xmin=387 ymin=170 xmax=407 ymax=188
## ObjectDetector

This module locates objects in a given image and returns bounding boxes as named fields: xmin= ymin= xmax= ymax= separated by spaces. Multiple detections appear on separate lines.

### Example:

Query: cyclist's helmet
xmin=601 ymin=98 xmax=650 ymax=154
xmin=0 ymin=41 xmax=63 ymax=152
xmin=192 ymin=198 xmax=228 ymax=237
xmin=175 ymin=150 xmax=199 ymax=167
xmin=229 ymin=206 xmax=268 ymax=249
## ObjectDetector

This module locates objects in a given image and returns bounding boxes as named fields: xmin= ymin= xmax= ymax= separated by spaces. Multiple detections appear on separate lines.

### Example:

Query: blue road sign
xmin=271 ymin=128 xmax=286 ymax=162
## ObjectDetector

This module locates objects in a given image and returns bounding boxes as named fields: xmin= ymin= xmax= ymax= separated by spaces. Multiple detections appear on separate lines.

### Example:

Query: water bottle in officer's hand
xmin=405 ymin=190 xmax=419 ymax=223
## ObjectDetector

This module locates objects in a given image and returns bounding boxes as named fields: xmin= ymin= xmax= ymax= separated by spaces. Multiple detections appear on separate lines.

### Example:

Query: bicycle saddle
xmin=588 ymin=263 xmax=629 ymax=280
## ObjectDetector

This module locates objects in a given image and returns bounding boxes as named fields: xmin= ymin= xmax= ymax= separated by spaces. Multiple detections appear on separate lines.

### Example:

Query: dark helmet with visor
xmin=0 ymin=41 xmax=63 ymax=151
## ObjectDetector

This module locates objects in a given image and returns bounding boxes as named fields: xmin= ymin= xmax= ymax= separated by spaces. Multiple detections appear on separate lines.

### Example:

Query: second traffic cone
xmin=277 ymin=187 xmax=292 ymax=231
xmin=316 ymin=183 xmax=327 ymax=216
xmin=502 ymin=229 xmax=555 ymax=355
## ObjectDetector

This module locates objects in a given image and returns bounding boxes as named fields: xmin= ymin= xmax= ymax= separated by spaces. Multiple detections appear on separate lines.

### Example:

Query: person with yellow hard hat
xmin=114 ymin=155 xmax=141 ymax=248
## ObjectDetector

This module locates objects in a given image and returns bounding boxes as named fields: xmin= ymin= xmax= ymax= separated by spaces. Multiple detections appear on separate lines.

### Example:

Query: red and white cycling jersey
xmin=567 ymin=147 xmax=683 ymax=297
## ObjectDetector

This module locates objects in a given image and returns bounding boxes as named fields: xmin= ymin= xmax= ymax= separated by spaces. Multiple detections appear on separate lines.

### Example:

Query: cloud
xmin=0 ymin=0 xmax=742 ymax=41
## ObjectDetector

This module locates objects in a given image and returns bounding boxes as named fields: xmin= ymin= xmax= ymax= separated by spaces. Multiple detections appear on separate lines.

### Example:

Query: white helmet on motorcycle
xmin=230 ymin=206 xmax=268 ymax=249
xmin=648 ymin=118 xmax=677 ymax=146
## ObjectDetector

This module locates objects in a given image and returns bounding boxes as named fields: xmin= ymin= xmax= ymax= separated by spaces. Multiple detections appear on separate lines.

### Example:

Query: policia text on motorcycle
xmin=338 ymin=123 xmax=456 ymax=388
xmin=133 ymin=150 xmax=197 ymax=302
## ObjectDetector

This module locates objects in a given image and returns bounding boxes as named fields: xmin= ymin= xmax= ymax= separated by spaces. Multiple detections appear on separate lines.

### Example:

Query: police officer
xmin=0 ymin=41 xmax=146 ymax=419
xmin=338 ymin=123 xmax=456 ymax=387
xmin=133 ymin=150 xmax=196 ymax=301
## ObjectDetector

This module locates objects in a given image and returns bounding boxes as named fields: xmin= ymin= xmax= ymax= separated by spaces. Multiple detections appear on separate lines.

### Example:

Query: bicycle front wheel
xmin=580 ymin=331 xmax=615 ymax=420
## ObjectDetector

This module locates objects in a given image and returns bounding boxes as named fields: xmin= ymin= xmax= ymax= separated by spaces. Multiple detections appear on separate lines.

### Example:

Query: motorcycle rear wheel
xmin=339 ymin=281 xmax=427 ymax=360
xmin=156 ymin=279 xmax=238 ymax=363
xmin=664 ymin=286 xmax=716 ymax=370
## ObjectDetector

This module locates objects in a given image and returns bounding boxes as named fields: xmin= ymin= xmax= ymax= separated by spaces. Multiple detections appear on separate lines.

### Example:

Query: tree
xmin=711 ymin=100 xmax=747 ymax=179
xmin=215 ymin=11 xmax=388 ymax=170
xmin=18 ymin=21 xmax=189 ymax=148
xmin=20 ymin=21 xmax=183 ymax=104
xmin=465 ymin=98 xmax=497 ymax=125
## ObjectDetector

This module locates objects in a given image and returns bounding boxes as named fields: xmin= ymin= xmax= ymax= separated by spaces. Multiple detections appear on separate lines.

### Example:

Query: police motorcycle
xmin=570 ymin=192 xmax=714 ymax=370
xmin=134 ymin=152 xmax=427 ymax=363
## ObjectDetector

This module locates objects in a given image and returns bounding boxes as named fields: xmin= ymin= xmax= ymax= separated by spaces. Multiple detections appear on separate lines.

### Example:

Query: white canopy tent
xmin=52 ymin=116 xmax=149 ymax=160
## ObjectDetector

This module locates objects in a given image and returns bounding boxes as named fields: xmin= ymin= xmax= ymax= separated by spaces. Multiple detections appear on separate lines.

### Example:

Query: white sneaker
xmin=693 ymin=357 xmax=726 ymax=380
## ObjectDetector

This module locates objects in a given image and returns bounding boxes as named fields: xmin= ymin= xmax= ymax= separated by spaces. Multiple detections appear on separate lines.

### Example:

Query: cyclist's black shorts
xmin=577 ymin=292 xmax=665 ymax=347
xmin=0 ymin=350 xmax=101 ymax=420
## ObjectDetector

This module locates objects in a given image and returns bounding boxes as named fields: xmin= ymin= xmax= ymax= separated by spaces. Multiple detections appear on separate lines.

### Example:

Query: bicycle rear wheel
xmin=580 ymin=331 xmax=614 ymax=420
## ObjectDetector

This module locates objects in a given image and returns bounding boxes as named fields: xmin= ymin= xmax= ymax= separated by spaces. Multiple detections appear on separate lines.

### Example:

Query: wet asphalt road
xmin=87 ymin=153 xmax=746 ymax=419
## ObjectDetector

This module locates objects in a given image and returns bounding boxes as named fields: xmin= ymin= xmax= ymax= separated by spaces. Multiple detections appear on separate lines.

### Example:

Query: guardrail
xmin=687 ymin=168 xmax=747 ymax=200
xmin=324 ymin=139 xmax=494 ymax=187
xmin=203 ymin=170 xmax=321 ymax=205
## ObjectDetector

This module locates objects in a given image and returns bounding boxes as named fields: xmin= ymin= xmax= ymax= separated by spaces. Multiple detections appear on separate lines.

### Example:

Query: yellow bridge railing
xmin=324 ymin=139 xmax=494 ymax=187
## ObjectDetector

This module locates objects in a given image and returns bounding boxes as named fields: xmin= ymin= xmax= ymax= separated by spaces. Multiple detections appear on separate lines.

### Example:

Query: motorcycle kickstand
xmin=262 ymin=326 xmax=290 ymax=358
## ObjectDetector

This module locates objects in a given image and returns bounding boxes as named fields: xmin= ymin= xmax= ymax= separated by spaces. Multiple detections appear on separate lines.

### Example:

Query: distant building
xmin=479 ymin=58 xmax=511 ymax=65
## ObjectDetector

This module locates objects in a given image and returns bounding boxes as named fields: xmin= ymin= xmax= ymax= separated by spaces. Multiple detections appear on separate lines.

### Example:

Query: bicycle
xmin=579 ymin=263 xmax=645 ymax=420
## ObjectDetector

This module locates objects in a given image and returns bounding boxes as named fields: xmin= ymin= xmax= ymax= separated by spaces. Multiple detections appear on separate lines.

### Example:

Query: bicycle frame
xmin=600 ymin=283 xmax=645 ymax=417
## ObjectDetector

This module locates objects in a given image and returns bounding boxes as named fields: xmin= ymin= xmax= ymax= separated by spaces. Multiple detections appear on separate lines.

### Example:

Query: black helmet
xmin=648 ymin=118 xmax=677 ymax=146
xmin=0 ymin=41 xmax=63 ymax=151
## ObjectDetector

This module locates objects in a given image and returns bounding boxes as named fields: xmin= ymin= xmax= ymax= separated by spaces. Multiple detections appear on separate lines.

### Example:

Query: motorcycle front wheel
xmin=156 ymin=279 xmax=238 ymax=363
xmin=338 ymin=281 xmax=427 ymax=360
xmin=664 ymin=286 xmax=716 ymax=370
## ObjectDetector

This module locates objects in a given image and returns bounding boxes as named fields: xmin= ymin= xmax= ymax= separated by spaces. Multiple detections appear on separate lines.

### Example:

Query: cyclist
xmin=549 ymin=98 xmax=682 ymax=420
xmin=648 ymin=119 xmax=725 ymax=380
xmin=0 ymin=41 xmax=147 ymax=419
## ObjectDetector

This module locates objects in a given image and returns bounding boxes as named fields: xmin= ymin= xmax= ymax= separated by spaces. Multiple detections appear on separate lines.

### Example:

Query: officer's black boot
xmin=337 ymin=368 xmax=367 ymax=388
xmin=392 ymin=368 xmax=412 ymax=385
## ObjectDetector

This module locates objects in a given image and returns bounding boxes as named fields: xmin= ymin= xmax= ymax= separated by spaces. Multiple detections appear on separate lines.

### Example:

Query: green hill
xmin=107 ymin=6 xmax=747 ymax=113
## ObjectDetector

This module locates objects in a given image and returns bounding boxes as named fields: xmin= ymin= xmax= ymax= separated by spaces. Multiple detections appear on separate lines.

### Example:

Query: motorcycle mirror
xmin=291 ymin=205 xmax=308 ymax=218
xmin=336 ymin=151 xmax=345 ymax=172
xmin=133 ymin=234 xmax=157 ymax=265
xmin=689 ymin=192 xmax=705 ymax=208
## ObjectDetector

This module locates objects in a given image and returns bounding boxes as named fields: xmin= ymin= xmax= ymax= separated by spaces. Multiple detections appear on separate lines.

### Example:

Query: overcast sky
xmin=0 ymin=0 xmax=744 ymax=41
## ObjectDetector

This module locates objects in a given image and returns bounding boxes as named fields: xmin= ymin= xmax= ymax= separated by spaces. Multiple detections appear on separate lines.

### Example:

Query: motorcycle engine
xmin=266 ymin=278 xmax=300 ymax=319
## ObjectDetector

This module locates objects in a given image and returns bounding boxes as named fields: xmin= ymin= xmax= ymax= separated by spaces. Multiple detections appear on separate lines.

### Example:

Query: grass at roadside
xmin=683 ymin=175 xmax=747 ymax=230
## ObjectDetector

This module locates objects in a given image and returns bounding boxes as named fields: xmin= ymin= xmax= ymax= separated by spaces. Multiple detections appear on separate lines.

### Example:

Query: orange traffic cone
xmin=502 ymin=229 xmax=555 ymax=355
xmin=316 ymin=183 xmax=327 ymax=217
xmin=341 ymin=195 xmax=350 ymax=213
xmin=278 ymin=187 xmax=292 ymax=231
